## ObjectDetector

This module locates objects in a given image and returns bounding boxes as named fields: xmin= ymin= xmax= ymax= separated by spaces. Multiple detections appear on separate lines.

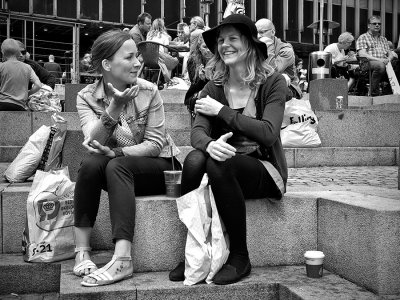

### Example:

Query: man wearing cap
xmin=356 ymin=15 xmax=394 ymax=96
xmin=255 ymin=18 xmax=301 ymax=99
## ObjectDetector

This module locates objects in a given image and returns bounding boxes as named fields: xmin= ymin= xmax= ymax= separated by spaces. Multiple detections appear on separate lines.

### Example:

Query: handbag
xmin=176 ymin=174 xmax=229 ymax=285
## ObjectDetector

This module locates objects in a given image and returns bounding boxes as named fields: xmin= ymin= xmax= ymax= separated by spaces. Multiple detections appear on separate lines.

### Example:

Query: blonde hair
xmin=1 ymin=38 xmax=20 ymax=59
xmin=205 ymin=26 xmax=273 ymax=89
xmin=147 ymin=18 xmax=168 ymax=40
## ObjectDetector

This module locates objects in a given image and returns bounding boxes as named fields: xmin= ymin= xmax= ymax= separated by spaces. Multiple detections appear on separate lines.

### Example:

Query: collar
xmin=92 ymin=78 xmax=112 ymax=105
xmin=366 ymin=30 xmax=381 ymax=38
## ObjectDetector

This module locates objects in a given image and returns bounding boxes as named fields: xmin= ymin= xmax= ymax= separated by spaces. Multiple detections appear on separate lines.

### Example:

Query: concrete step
xmin=1 ymin=146 xmax=398 ymax=183
xmin=1 ymin=108 xmax=400 ymax=148
xmin=1 ymin=183 xmax=399 ymax=295
xmin=0 ymin=257 xmax=382 ymax=299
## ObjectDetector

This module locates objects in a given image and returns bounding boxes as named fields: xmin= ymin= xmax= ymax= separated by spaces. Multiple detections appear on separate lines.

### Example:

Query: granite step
xmin=0 ymin=253 xmax=383 ymax=299
xmin=1 ymin=184 xmax=399 ymax=295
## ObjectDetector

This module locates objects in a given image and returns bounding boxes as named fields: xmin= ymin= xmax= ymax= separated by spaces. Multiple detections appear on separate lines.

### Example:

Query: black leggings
xmin=0 ymin=102 xmax=26 ymax=111
xmin=74 ymin=154 xmax=174 ymax=243
xmin=181 ymin=150 xmax=280 ymax=257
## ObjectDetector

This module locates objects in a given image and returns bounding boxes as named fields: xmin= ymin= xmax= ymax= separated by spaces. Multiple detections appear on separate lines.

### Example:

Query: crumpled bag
xmin=27 ymin=85 xmax=62 ymax=112
xmin=22 ymin=167 xmax=76 ymax=262
xmin=176 ymin=174 xmax=229 ymax=285
xmin=281 ymin=98 xmax=321 ymax=147
xmin=4 ymin=114 xmax=67 ymax=183
xmin=281 ymin=119 xmax=321 ymax=147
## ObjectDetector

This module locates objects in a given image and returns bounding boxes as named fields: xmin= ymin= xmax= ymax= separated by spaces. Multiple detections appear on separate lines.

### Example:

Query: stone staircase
xmin=1 ymin=88 xmax=400 ymax=299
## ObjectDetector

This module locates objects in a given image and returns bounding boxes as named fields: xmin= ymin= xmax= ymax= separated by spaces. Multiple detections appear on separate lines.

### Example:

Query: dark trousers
xmin=0 ymin=102 xmax=26 ymax=111
xmin=181 ymin=150 xmax=280 ymax=257
xmin=74 ymin=154 xmax=173 ymax=243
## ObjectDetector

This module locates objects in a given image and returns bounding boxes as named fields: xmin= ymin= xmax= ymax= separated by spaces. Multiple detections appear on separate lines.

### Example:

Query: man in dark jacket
xmin=17 ymin=41 xmax=56 ymax=89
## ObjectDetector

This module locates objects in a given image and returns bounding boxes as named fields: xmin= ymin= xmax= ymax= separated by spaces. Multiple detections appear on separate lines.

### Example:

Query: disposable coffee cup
xmin=304 ymin=251 xmax=325 ymax=278
xmin=164 ymin=170 xmax=182 ymax=197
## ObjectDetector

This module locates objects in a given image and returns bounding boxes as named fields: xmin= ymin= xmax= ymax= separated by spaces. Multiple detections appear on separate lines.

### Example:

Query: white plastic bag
xmin=281 ymin=99 xmax=321 ymax=147
xmin=27 ymin=85 xmax=62 ymax=112
xmin=22 ymin=167 xmax=76 ymax=262
xmin=281 ymin=98 xmax=318 ymax=129
xmin=281 ymin=120 xmax=322 ymax=148
xmin=176 ymin=174 xmax=229 ymax=285
xmin=4 ymin=114 xmax=67 ymax=182
xmin=386 ymin=61 xmax=400 ymax=95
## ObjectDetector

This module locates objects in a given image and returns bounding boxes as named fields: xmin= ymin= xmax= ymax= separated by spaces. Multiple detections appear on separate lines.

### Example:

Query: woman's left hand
xmin=195 ymin=95 xmax=223 ymax=116
xmin=83 ymin=138 xmax=115 ymax=158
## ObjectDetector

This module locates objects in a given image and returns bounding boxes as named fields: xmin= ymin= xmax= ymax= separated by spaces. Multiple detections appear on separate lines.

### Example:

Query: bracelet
xmin=113 ymin=147 xmax=124 ymax=157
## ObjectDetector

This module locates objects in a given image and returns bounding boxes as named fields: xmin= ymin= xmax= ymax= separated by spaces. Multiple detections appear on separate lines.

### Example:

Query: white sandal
xmin=73 ymin=247 xmax=98 ymax=277
xmin=81 ymin=255 xmax=133 ymax=287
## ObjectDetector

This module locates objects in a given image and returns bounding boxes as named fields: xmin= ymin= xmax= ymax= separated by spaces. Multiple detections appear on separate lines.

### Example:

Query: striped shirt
xmin=356 ymin=31 xmax=390 ymax=59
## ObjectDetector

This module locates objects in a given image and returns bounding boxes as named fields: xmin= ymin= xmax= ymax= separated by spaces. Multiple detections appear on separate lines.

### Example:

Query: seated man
xmin=255 ymin=18 xmax=302 ymax=99
xmin=356 ymin=15 xmax=394 ymax=96
xmin=171 ymin=22 xmax=190 ymax=78
xmin=324 ymin=32 xmax=358 ymax=90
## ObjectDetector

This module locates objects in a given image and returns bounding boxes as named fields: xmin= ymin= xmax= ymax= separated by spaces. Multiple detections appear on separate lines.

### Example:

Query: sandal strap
xmin=75 ymin=246 xmax=92 ymax=253
xmin=111 ymin=255 xmax=132 ymax=261
xmin=75 ymin=246 xmax=92 ymax=261
xmin=74 ymin=260 xmax=97 ymax=273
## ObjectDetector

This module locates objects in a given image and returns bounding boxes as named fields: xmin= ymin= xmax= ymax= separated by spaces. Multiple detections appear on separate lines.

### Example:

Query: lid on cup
xmin=304 ymin=251 xmax=325 ymax=259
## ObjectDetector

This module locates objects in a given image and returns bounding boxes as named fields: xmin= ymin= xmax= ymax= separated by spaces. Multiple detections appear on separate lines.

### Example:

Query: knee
xmin=372 ymin=62 xmax=385 ymax=73
xmin=78 ymin=154 xmax=108 ymax=177
xmin=105 ymin=157 xmax=127 ymax=175
xmin=183 ymin=150 xmax=207 ymax=172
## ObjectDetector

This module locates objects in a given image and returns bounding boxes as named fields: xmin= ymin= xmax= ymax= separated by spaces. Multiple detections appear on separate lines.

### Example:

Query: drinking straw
xmin=170 ymin=145 xmax=175 ymax=171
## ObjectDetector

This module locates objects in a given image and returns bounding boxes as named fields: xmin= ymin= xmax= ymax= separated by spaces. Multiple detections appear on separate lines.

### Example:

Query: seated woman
xmin=73 ymin=29 xmax=180 ymax=287
xmin=324 ymin=32 xmax=358 ymax=90
xmin=184 ymin=33 xmax=213 ymax=124
xmin=169 ymin=14 xmax=288 ymax=285
xmin=146 ymin=18 xmax=178 ymax=85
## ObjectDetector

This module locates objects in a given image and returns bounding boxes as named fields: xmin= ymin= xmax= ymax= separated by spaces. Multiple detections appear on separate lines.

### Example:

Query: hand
xmin=83 ymin=138 xmax=116 ymax=158
xmin=195 ymin=95 xmax=223 ymax=116
xmin=107 ymin=83 xmax=139 ymax=107
xmin=206 ymin=132 xmax=236 ymax=161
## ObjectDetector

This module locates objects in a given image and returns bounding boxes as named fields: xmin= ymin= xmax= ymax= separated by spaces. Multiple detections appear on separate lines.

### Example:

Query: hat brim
xmin=202 ymin=23 xmax=268 ymax=60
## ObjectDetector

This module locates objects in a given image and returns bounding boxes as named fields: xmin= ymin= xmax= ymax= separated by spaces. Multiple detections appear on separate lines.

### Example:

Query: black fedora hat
xmin=202 ymin=14 xmax=268 ymax=60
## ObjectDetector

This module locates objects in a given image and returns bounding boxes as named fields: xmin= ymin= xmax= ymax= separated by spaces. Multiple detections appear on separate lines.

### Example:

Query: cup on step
xmin=304 ymin=250 xmax=325 ymax=278
xmin=163 ymin=170 xmax=182 ymax=197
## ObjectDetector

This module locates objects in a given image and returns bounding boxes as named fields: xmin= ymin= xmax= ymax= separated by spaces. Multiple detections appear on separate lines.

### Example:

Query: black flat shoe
xmin=213 ymin=260 xmax=251 ymax=285
xmin=169 ymin=261 xmax=185 ymax=281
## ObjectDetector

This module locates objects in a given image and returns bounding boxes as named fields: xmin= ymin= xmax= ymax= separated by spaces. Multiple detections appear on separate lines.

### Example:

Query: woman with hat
xmin=169 ymin=14 xmax=288 ymax=285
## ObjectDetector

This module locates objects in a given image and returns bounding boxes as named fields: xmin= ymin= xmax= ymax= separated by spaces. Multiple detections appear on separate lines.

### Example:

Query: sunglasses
xmin=258 ymin=28 xmax=273 ymax=34
xmin=370 ymin=22 xmax=381 ymax=26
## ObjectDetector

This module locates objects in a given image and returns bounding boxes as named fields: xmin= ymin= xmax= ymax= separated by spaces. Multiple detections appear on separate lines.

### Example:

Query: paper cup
xmin=164 ymin=170 xmax=182 ymax=197
xmin=304 ymin=250 xmax=325 ymax=278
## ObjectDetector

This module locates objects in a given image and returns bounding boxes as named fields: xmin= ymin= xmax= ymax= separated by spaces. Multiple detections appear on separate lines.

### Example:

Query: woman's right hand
xmin=206 ymin=132 xmax=236 ymax=161
xmin=107 ymin=83 xmax=139 ymax=107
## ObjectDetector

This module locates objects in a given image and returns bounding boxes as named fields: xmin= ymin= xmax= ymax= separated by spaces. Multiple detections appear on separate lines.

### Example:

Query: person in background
xmin=184 ymin=33 xmax=213 ymax=124
xmin=356 ymin=15 xmax=394 ymax=96
xmin=73 ymin=29 xmax=181 ymax=287
xmin=0 ymin=38 xmax=42 ymax=111
xmin=146 ymin=18 xmax=178 ymax=85
xmin=324 ymin=32 xmax=358 ymax=90
xmin=189 ymin=16 xmax=205 ymax=53
xmin=169 ymin=14 xmax=288 ymax=285
xmin=44 ymin=54 xmax=63 ymax=83
xmin=171 ymin=22 xmax=190 ymax=78
xmin=255 ymin=18 xmax=301 ymax=99
xmin=129 ymin=12 xmax=152 ymax=49
xmin=16 ymin=41 xmax=56 ymax=89
xmin=295 ymin=55 xmax=308 ymax=95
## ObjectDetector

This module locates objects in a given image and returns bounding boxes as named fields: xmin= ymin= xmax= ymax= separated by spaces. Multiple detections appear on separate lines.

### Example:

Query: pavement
xmin=287 ymin=166 xmax=398 ymax=191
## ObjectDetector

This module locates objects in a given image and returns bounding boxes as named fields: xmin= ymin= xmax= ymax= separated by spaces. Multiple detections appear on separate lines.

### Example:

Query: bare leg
xmin=82 ymin=239 xmax=133 ymax=285
xmin=74 ymin=227 xmax=97 ymax=276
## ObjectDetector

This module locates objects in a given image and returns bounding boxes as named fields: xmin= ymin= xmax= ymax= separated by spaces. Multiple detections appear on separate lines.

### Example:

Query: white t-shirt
xmin=147 ymin=32 xmax=171 ymax=52
xmin=324 ymin=43 xmax=346 ymax=66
